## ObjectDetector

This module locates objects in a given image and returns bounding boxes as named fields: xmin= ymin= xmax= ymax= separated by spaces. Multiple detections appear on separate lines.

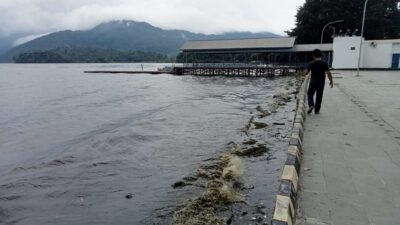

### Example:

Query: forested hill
xmin=12 ymin=48 xmax=171 ymax=63
xmin=2 ymin=20 xmax=279 ymax=62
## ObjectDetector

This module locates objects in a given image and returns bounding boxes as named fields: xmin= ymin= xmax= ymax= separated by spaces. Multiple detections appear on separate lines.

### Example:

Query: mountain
xmin=2 ymin=20 xmax=280 ymax=62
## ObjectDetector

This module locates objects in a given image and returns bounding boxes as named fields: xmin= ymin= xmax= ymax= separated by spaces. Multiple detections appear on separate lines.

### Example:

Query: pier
xmin=84 ymin=70 xmax=167 ymax=75
xmin=84 ymin=64 xmax=301 ymax=77
xmin=175 ymin=37 xmax=333 ymax=77
xmin=180 ymin=64 xmax=298 ymax=77
xmin=84 ymin=37 xmax=334 ymax=77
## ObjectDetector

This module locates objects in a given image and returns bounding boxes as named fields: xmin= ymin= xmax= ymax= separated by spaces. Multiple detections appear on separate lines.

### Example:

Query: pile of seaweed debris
xmin=171 ymin=152 xmax=244 ymax=225
xmin=170 ymin=75 xmax=303 ymax=225
xmin=171 ymin=139 xmax=272 ymax=225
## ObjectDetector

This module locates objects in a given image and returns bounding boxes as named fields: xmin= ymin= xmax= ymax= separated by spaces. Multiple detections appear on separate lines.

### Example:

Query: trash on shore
xmin=171 ymin=153 xmax=244 ymax=225
xmin=232 ymin=144 xmax=269 ymax=157
xmin=183 ymin=176 xmax=199 ymax=182
xmin=241 ymin=116 xmax=254 ymax=136
xmin=241 ymin=116 xmax=268 ymax=134
xmin=172 ymin=181 xmax=193 ymax=189
xmin=125 ymin=194 xmax=134 ymax=199
xmin=256 ymin=105 xmax=271 ymax=118
xmin=242 ymin=139 xmax=257 ymax=145
xmin=272 ymin=91 xmax=292 ymax=109
xmin=222 ymin=155 xmax=244 ymax=180
xmin=287 ymin=80 xmax=295 ymax=87
xmin=252 ymin=122 xmax=268 ymax=129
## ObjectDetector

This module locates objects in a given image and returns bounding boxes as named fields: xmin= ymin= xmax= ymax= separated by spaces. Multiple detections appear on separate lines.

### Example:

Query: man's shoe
xmin=307 ymin=106 xmax=314 ymax=114
xmin=315 ymin=111 xmax=320 ymax=114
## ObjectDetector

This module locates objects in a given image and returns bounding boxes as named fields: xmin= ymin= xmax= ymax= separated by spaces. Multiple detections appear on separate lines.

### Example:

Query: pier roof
xmin=181 ymin=37 xmax=296 ymax=51
xmin=294 ymin=44 xmax=333 ymax=52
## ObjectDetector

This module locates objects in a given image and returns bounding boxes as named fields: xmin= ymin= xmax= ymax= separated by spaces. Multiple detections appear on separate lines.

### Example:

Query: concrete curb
xmin=271 ymin=75 xmax=309 ymax=225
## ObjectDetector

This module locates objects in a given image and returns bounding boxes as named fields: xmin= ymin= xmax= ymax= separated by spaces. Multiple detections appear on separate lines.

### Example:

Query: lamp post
xmin=321 ymin=20 xmax=345 ymax=48
xmin=356 ymin=0 xmax=369 ymax=76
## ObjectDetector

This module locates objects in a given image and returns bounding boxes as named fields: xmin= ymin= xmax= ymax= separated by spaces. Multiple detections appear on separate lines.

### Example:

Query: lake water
xmin=0 ymin=63 xmax=298 ymax=225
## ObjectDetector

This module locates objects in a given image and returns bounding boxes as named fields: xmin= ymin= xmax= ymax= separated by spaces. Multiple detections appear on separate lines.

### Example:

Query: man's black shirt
xmin=307 ymin=60 xmax=329 ymax=84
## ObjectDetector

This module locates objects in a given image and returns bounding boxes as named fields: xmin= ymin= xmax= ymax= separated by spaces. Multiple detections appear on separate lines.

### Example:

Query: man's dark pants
xmin=308 ymin=81 xmax=325 ymax=113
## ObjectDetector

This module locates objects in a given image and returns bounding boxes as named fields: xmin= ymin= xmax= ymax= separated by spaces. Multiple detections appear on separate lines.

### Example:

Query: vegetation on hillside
xmin=13 ymin=47 xmax=172 ymax=63
xmin=287 ymin=0 xmax=400 ymax=44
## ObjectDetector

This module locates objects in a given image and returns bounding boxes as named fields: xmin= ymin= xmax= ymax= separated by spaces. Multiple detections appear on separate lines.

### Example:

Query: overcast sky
xmin=0 ymin=0 xmax=305 ymax=38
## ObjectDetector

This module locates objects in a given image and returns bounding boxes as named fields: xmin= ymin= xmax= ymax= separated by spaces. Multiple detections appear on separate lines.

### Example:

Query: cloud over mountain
xmin=0 ymin=0 xmax=304 ymax=37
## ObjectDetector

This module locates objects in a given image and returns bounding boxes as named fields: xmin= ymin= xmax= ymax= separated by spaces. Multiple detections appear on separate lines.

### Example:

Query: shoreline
xmin=271 ymin=74 xmax=309 ymax=225
xmin=165 ymin=75 xmax=305 ymax=225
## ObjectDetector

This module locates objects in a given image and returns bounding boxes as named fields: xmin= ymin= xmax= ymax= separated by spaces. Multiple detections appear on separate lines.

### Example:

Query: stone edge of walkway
xmin=271 ymin=75 xmax=309 ymax=225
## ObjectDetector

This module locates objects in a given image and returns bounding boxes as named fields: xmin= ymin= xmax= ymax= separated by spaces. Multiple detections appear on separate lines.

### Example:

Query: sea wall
xmin=271 ymin=75 xmax=310 ymax=225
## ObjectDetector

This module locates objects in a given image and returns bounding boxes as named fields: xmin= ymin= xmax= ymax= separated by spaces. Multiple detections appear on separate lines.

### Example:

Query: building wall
xmin=362 ymin=41 xmax=393 ymax=68
xmin=333 ymin=37 xmax=400 ymax=69
xmin=332 ymin=37 xmax=361 ymax=69
xmin=393 ymin=43 xmax=400 ymax=54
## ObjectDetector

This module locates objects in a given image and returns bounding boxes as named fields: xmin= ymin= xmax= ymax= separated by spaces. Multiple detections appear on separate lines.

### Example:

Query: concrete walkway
xmin=298 ymin=71 xmax=400 ymax=225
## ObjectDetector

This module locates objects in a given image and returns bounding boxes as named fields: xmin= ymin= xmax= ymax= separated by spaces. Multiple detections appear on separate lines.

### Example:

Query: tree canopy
xmin=287 ymin=0 xmax=400 ymax=44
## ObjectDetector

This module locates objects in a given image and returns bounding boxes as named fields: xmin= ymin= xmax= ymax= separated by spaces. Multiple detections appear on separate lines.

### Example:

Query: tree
xmin=287 ymin=0 xmax=400 ymax=44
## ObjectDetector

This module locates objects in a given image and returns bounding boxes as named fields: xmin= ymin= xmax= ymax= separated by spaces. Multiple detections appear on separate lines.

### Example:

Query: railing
xmin=182 ymin=63 xmax=302 ymax=69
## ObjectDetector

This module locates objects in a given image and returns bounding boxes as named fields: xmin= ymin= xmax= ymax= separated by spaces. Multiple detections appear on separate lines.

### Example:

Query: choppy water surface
xmin=0 ymin=64 xmax=298 ymax=225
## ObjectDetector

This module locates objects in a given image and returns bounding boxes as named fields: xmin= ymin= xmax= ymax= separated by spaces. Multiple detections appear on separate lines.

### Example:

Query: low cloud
xmin=0 ymin=0 xmax=304 ymax=37
xmin=12 ymin=33 xmax=50 ymax=47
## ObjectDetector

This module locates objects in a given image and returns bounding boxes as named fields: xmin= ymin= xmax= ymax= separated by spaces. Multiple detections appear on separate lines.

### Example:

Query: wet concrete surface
xmin=298 ymin=71 xmax=400 ymax=225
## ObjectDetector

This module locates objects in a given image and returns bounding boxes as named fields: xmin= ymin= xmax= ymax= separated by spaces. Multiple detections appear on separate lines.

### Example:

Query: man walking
xmin=305 ymin=49 xmax=333 ymax=114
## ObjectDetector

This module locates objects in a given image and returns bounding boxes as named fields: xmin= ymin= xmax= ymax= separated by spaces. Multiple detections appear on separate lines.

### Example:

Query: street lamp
xmin=356 ymin=0 xmax=369 ymax=77
xmin=321 ymin=20 xmax=345 ymax=48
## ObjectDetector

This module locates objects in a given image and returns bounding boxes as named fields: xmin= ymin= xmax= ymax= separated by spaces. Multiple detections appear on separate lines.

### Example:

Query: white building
xmin=332 ymin=36 xmax=400 ymax=69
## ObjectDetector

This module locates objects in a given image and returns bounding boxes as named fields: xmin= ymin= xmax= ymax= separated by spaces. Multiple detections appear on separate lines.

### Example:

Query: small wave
xmin=40 ymin=89 xmax=103 ymax=106
xmin=0 ymin=180 xmax=51 ymax=191
xmin=47 ymin=190 xmax=68 ymax=199
xmin=47 ymin=158 xmax=75 ymax=167
xmin=0 ymin=207 xmax=11 ymax=222
xmin=7 ymin=156 xmax=78 ymax=178
xmin=10 ymin=166 xmax=39 ymax=174
xmin=0 ymin=195 xmax=23 ymax=201
xmin=84 ymin=160 xmax=123 ymax=169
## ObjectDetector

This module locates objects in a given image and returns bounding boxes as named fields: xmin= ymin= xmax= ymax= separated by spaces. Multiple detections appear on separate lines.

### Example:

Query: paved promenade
xmin=298 ymin=71 xmax=400 ymax=225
